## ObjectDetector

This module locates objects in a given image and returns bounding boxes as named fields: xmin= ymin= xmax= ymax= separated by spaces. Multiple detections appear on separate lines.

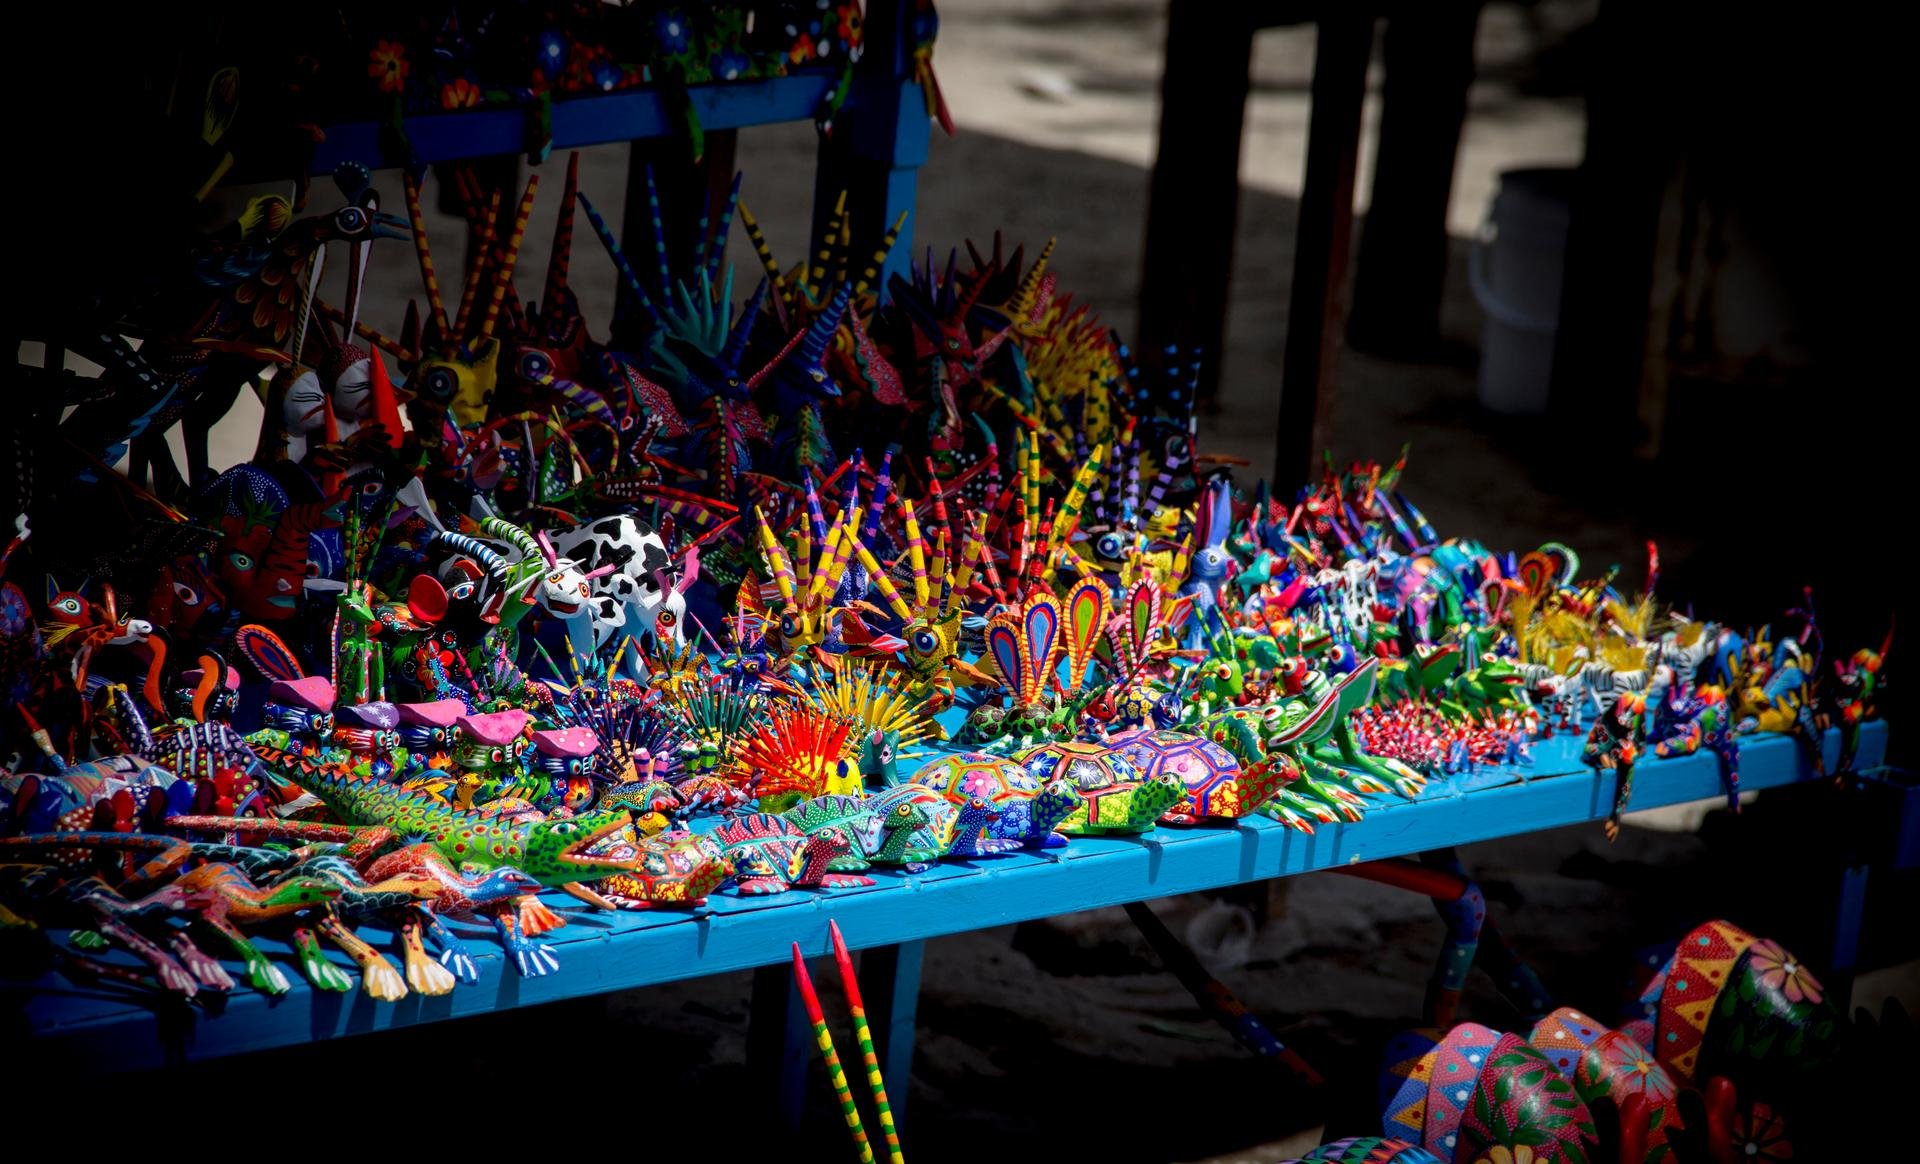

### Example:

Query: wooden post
xmin=1137 ymin=1 xmax=1256 ymax=406
xmin=1274 ymin=16 xmax=1374 ymax=492
xmin=858 ymin=939 xmax=925 ymax=1129
xmin=1547 ymin=1 xmax=1678 ymax=449
xmin=812 ymin=0 xmax=931 ymax=298
xmin=613 ymin=131 xmax=738 ymax=347
xmin=1348 ymin=2 xmax=1480 ymax=356
xmin=747 ymin=961 xmax=811 ymax=1132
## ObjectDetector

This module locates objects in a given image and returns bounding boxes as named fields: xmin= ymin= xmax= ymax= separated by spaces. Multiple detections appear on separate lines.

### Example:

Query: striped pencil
xmin=791 ymin=943 xmax=875 ymax=1163
xmin=829 ymin=921 xmax=905 ymax=1164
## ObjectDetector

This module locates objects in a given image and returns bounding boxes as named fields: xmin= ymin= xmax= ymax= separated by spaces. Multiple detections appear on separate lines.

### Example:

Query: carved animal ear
xmin=1062 ymin=579 xmax=1107 ymax=696
xmin=45 ymin=576 xmax=62 ymax=604
xmin=985 ymin=612 xmax=1026 ymax=701
xmin=1124 ymin=580 xmax=1156 ymax=666
xmin=674 ymin=545 xmax=700 ymax=594
xmin=1207 ymin=481 xmax=1233 ymax=549
xmin=1020 ymin=592 xmax=1061 ymax=703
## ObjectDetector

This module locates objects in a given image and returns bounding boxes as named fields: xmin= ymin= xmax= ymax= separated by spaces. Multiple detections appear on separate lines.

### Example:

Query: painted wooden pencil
xmin=829 ymin=921 xmax=906 ymax=1164
xmin=791 ymin=942 xmax=875 ymax=1163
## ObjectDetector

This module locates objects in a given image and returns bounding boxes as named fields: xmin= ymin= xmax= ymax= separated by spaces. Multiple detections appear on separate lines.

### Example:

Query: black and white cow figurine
xmin=548 ymin=514 xmax=689 ymax=651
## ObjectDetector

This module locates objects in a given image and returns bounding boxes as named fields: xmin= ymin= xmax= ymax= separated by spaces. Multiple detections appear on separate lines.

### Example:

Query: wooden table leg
xmin=1275 ymin=16 xmax=1374 ymax=493
xmin=747 ymin=960 xmax=811 ymax=1132
xmin=811 ymin=0 xmax=931 ymax=296
xmin=1348 ymin=2 xmax=1480 ymax=356
xmin=1137 ymin=1 xmax=1255 ymax=406
xmin=615 ymin=131 xmax=738 ymax=346
xmin=859 ymin=938 xmax=925 ymax=1130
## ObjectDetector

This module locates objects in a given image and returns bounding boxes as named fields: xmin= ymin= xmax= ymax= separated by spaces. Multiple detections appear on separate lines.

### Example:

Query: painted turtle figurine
xmin=596 ymin=831 xmax=732 ymax=909
xmin=911 ymin=751 xmax=1084 ymax=850
xmin=1107 ymin=727 xmax=1289 ymax=825
xmin=711 ymin=812 xmax=871 ymax=895
xmin=1014 ymin=739 xmax=1180 ymax=836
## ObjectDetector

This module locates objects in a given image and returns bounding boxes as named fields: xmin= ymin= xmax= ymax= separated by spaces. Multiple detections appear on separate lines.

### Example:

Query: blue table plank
xmin=10 ymin=721 xmax=1884 ymax=1068
xmin=298 ymin=75 xmax=841 ymax=175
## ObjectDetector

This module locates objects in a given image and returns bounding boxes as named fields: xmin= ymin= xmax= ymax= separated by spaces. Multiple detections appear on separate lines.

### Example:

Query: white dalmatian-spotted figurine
xmin=549 ymin=514 xmax=691 ymax=653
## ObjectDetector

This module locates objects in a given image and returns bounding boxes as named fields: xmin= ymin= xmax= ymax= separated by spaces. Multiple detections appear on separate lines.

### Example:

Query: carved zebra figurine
xmin=1654 ymin=619 xmax=1718 ymax=693
xmin=1573 ymin=658 xmax=1652 ymax=719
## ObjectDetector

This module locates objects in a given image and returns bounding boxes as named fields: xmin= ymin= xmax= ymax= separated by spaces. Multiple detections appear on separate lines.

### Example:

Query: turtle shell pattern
xmin=1014 ymin=739 xmax=1141 ymax=791
xmin=1016 ymin=740 xmax=1176 ymax=835
xmin=784 ymin=793 xmax=885 ymax=871
xmin=1109 ymin=728 xmax=1272 ymax=822
xmin=913 ymin=752 xmax=1043 ymax=801
xmin=599 ymin=831 xmax=731 ymax=906
xmin=912 ymin=752 xmax=1074 ymax=848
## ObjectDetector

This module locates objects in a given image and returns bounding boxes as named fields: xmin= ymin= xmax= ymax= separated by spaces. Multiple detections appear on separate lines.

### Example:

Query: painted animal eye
xmin=490 ymin=748 xmax=505 ymax=763
xmin=228 ymin=553 xmax=255 ymax=572
xmin=171 ymin=583 xmax=200 ymax=606
xmin=1095 ymin=534 xmax=1122 ymax=559
xmin=657 ymin=611 xmax=676 ymax=628
xmin=425 ymin=368 xmax=457 ymax=400
xmin=548 ymin=573 xmax=564 ymax=584
xmin=519 ymin=352 xmax=551 ymax=379
xmin=334 ymin=206 xmax=368 ymax=233
xmin=945 ymin=338 xmax=961 ymax=351
xmin=910 ymin=630 xmax=937 ymax=654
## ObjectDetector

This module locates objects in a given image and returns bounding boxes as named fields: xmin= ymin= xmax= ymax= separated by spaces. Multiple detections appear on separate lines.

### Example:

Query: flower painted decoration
xmin=441 ymin=78 xmax=483 ymax=109
xmin=1729 ymin=1102 xmax=1794 ymax=1162
xmin=1747 ymin=938 xmax=1823 ymax=1006
xmin=1592 ymin=1034 xmax=1676 ymax=1106
xmin=368 ymin=40 xmax=410 ymax=95
xmin=655 ymin=9 xmax=692 ymax=55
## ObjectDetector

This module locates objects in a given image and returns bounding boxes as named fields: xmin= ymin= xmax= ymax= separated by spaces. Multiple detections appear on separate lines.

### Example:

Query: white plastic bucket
xmin=1471 ymin=167 xmax=1576 ymax=415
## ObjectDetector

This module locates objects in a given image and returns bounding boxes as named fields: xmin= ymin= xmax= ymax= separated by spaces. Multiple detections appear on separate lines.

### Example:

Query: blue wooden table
xmin=11 ymin=721 xmax=1885 ymax=1081
xmin=254 ymin=0 xmax=932 ymax=290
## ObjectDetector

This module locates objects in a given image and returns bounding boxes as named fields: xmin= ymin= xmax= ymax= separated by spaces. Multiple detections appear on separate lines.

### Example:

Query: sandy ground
xmin=46 ymin=1 xmax=1914 ymax=1154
